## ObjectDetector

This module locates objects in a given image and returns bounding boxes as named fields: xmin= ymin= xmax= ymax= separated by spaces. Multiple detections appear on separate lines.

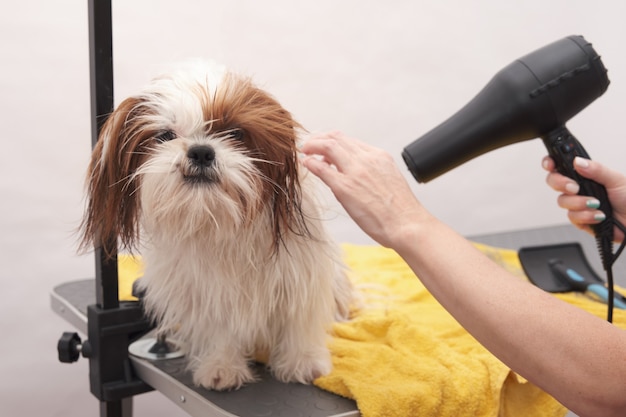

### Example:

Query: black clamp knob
xmin=57 ymin=332 xmax=91 ymax=363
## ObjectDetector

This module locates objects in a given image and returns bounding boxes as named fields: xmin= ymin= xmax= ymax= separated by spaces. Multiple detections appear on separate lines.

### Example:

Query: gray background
xmin=2 ymin=1 xmax=626 ymax=416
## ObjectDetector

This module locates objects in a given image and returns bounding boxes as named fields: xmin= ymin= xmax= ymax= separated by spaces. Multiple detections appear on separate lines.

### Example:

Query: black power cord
xmin=598 ymin=218 xmax=626 ymax=322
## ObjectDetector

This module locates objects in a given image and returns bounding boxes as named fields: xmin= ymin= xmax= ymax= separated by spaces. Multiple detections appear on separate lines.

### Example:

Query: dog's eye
xmin=228 ymin=129 xmax=244 ymax=141
xmin=156 ymin=130 xmax=177 ymax=142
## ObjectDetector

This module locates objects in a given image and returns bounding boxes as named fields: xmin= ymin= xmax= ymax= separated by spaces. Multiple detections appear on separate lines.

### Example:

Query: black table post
xmin=88 ymin=0 xmax=117 ymax=315
xmin=86 ymin=2 xmax=154 ymax=416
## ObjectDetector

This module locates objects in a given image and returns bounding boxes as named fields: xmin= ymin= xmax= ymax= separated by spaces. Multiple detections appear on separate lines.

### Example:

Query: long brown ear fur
xmin=78 ymin=97 xmax=154 ymax=258
xmin=212 ymin=74 xmax=310 ymax=251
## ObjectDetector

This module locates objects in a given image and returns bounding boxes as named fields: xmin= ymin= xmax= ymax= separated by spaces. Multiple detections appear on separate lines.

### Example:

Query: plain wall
xmin=2 ymin=1 xmax=626 ymax=415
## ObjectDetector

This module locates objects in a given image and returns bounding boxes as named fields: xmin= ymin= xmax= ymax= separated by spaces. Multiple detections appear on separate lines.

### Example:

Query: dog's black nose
xmin=187 ymin=145 xmax=215 ymax=167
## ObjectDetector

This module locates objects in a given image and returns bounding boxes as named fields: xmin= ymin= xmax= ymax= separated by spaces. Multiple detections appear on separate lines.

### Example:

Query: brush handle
xmin=548 ymin=259 xmax=626 ymax=309
xmin=585 ymin=284 xmax=626 ymax=309
xmin=560 ymin=265 xmax=626 ymax=309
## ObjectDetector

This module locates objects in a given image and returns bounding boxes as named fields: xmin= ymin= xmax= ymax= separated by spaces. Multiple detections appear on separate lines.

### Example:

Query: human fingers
xmin=301 ymin=131 xmax=374 ymax=201
xmin=301 ymin=153 xmax=343 ymax=193
xmin=557 ymin=194 xmax=607 ymax=223
xmin=572 ymin=157 xmax=625 ymax=189
xmin=545 ymin=171 xmax=580 ymax=195
xmin=557 ymin=194 xmax=602 ymax=211
xmin=541 ymin=156 xmax=555 ymax=172
xmin=565 ymin=207 xmax=607 ymax=226
xmin=300 ymin=131 xmax=362 ymax=173
xmin=542 ymin=155 xmax=580 ymax=194
xmin=573 ymin=157 xmax=626 ymax=243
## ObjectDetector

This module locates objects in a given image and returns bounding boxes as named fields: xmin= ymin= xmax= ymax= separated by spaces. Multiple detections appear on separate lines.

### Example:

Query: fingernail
xmin=542 ymin=158 xmax=550 ymax=171
xmin=594 ymin=212 xmax=606 ymax=222
xmin=586 ymin=199 xmax=601 ymax=209
xmin=565 ymin=182 xmax=580 ymax=194
xmin=574 ymin=157 xmax=590 ymax=169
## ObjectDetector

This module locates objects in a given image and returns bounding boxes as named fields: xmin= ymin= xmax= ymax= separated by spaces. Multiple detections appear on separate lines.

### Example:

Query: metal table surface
xmin=51 ymin=223 xmax=625 ymax=416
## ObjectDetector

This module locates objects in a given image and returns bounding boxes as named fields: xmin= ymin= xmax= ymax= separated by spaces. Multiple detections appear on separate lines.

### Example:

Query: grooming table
xmin=52 ymin=276 xmax=358 ymax=417
xmin=51 ymin=223 xmax=626 ymax=417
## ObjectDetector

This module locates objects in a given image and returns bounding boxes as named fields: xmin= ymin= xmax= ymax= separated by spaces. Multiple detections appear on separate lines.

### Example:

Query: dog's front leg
xmin=192 ymin=345 xmax=257 ymax=391
xmin=269 ymin=320 xmax=332 ymax=384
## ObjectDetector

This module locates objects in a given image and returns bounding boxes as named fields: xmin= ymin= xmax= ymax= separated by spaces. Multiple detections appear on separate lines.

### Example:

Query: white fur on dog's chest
xmin=140 ymin=234 xmax=335 ymax=342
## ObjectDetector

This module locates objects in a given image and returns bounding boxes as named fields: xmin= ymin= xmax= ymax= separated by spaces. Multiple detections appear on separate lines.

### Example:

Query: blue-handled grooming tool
xmin=548 ymin=259 xmax=626 ymax=309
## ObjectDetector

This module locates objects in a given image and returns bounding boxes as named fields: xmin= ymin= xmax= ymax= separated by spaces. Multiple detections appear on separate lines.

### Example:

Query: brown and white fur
xmin=80 ymin=61 xmax=354 ymax=390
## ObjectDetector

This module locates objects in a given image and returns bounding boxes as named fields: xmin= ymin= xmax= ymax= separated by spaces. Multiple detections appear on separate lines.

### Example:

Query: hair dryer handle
xmin=543 ymin=127 xmax=614 ymax=268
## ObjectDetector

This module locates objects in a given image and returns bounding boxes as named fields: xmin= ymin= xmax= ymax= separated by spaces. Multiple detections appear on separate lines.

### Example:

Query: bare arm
xmin=301 ymin=131 xmax=626 ymax=417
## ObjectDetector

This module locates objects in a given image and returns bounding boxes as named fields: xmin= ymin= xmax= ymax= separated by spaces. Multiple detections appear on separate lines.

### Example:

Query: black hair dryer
xmin=402 ymin=35 xmax=615 ymax=269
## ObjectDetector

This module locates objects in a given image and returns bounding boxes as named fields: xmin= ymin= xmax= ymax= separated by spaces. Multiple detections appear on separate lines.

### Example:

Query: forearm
xmin=393 ymin=217 xmax=626 ymax=416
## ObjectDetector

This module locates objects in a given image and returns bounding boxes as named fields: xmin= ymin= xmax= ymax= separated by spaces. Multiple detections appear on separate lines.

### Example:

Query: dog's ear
xmin=259 ymin=105 xmax=310 ymax=247
xmin=79 ymin=96 xmax=151 ymax=257
xmin=228 ymin=80 xmax=309 ymax=249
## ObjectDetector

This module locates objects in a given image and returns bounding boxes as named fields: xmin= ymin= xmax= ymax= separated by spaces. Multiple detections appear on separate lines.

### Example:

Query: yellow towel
xmin=118 ymin=254 xmax=143 ymax=301
xmin=313 ymin=243 xmax=626 ymax=417
xmin=117 ymin=243 xmax=626 ymax=417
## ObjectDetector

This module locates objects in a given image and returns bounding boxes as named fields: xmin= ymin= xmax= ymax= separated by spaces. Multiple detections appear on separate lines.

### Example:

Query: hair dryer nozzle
xmin=403 ymin=35 xmax=609 ymax=183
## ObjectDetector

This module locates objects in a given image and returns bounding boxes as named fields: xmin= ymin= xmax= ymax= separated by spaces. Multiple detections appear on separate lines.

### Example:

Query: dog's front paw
xmin=192 ymin=359 xmax=256 ymax=391
xmin=271 ymin=351 xmax=332 ymax=384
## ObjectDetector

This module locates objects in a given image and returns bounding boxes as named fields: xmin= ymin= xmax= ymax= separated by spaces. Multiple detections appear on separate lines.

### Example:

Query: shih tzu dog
xmin=80 ymin=61 xmax=354 ymax=390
